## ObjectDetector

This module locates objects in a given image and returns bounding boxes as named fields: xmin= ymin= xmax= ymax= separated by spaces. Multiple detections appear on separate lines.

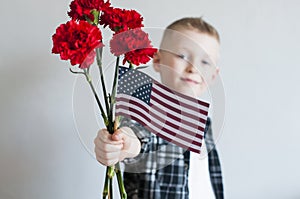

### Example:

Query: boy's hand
xmin=94 ymin=127 xmax=141 ymax=166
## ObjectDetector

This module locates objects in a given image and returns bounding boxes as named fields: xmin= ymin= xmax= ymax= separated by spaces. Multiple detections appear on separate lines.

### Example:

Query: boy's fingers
xmin=112 ymin=127 xmax=135 ymax=142
xmin=95 ymin=129 xmax=123 ymax=145
xmin=95 ymin=142 xmax=123 ymax=153
xmin=111 ymin=129 xmax=125 ymax=141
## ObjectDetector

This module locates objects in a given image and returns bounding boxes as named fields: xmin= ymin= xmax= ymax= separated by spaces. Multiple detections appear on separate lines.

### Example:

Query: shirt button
xmin=184 ymin=163 xmax=189 ymax=170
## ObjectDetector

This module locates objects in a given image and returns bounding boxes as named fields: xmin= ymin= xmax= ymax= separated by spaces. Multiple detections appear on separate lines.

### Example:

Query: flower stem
xmin=129 ymin=62 xmax=134 ymax=69
xmin=109 ymin=56 xmax=120 ymax=122
xmin=113 ymin=118 xmax=127 ymax=199
xmin=103 ymin=167 xmax=110 ymax=199
xmin=96 ymin=47 xmax=114 ymax=133
xmin=109 ymin=176 xmax=113 ymax=199
xmin=103 ymin=165 xmax=116 ymax=199
xmin=115 ymin=163 xmax=127 ymax=199
xmin=83 ymin=69 xmax=108 ymax=124
xmin=111 ymin=56 xmax=120 ymax=104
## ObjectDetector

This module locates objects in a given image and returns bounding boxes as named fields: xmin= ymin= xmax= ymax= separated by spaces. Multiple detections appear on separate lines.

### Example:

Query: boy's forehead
xmin=161 ymin=29 xmax=196 ymax=47
xmin=160 ymin=29 xmax=220 ymax=62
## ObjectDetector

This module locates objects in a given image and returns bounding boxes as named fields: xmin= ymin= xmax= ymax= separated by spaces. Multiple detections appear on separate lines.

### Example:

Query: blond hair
xmin=164 ymin=17 xmax=220 ymax=43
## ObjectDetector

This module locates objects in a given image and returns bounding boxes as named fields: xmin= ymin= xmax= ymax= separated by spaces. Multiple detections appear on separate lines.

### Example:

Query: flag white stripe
xmin=150 ymin=92 xmax=207 ymax=128
xmin=146 ymin=102 xmax=204 ymax=135
xmin=116 ymin=97 xmax=204 ymax=134
xmin=151 ymin=98 xmax=207 ymax=128
xmin=116 ymin=109 xmax=202 ymax=151
xmin=116 ymin=98 xmax=203 ymax=143
xmin=116 ymin=99 xmax=203 ymax=143
xmin=152 ymin=91 xmax=207 ymax=122
xmin=153 ymin=83 xmax=209 ymax=112
xmin=117 ymin=93 xmax=206 ymax=129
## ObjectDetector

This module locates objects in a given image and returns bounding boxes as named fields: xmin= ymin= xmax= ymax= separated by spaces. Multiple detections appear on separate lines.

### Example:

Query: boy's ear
xmin=153 ymin=51 xmax=161 ymax=72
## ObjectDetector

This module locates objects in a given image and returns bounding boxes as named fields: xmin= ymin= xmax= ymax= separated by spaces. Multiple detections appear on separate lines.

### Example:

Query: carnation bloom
xmin=110 ymin=28 xmax=157 ymax=65
xmin=68 ymin=0 xmax=111 ymax=21
xmin=52 ymin=20 xmax=104 ymax=69
xmin=100 ymin=7 xmax=143 ymax=32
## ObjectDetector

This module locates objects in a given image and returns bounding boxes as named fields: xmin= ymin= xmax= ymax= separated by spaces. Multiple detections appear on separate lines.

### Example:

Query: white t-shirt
xmin=188 ymin=142 xmax=215 ymax=199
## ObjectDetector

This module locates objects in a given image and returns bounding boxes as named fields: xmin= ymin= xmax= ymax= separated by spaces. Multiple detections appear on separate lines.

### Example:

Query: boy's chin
xmin=175 ymin=86 xmax=206 ymax=98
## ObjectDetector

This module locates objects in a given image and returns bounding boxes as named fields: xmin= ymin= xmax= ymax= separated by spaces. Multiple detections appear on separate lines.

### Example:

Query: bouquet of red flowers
xmin=51 ymin=0 xmax=157 ymax=198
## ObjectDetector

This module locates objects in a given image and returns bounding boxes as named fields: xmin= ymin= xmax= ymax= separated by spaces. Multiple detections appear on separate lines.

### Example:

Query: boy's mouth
xmin=180 ymin=77 xmax=200 ymax=84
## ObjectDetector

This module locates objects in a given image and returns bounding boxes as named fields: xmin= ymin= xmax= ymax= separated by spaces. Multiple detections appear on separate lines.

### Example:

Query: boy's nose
xmin=185 ymin=63 xmax=197 ymax=73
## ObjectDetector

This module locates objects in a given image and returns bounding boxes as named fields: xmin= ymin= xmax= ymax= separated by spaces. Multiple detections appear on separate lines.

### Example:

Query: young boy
xmin=94 ymin=17 xmax=224 ymax=199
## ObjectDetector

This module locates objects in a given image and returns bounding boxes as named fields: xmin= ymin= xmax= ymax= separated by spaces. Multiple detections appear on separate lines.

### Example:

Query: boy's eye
xmin=177 ymin=54 xmax=188 ymax=60
xmin=201 ymin=60 xmax=211 ymax=66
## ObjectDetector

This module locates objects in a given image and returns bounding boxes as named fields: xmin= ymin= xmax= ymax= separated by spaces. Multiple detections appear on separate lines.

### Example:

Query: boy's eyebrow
xmin=160 ymin=49 xmax=182 ymax=57
xmin=160 ymin=47 xmax=189 ymax=54
xmin=161 ymin=48 xmax=209 ymax=59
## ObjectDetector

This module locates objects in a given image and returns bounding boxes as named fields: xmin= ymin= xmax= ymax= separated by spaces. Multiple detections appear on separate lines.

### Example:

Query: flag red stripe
xmin=116 ymin=96 xmax=149 ymax=113
xmin=160 ymin=124 xmax=203 ymax=143
xmin=116 ymin=100 xmax=204 ymax=142
xmin=116 ymin=96 xmax=205 ymax=135
xmin=152 ymin=86 xmax=208 ymax=115
xmin=154 ymin=81 xmax=210 ymax=108
xmin=150 ymin=95 xmax=201 ymax=122
xmin=151 ymin=131 xmax=201 ymax=154
xmin=117 ymin=111 xmax=201 ymax=153
xmin=117 ymin=112 xmax=148 ymax=129
xmin=116 ymin=105 xmax=151 ymax=123
xmin=149 ymin=101 xmax=206 ymax=132
xmin=116 ymin=95 xmax=206 ymax=127
xmin=116 ymin=103 xmax=204 ymax=141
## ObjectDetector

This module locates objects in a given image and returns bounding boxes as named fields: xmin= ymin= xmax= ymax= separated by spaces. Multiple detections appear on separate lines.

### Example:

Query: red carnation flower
xmin=100 ymin=7 xmax=143 ymax=32
xmin=52 ymin=20 xmax=104 ymax=69
xmin=110 ymin=28 xmax=157 ymax=65
xmin=68 ymin=0 xmax=111 ymax=21
xmin=124 ymin=48 xmax=157 ymax=66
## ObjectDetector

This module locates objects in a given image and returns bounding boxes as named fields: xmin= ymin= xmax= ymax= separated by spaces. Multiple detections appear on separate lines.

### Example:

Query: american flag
xmin=115 ymin=66 xmax=210 ymax=154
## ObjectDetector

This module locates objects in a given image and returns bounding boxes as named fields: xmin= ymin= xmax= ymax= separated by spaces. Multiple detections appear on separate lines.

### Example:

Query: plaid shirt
xmin=121 ymin=117 xmax=224 ymax=199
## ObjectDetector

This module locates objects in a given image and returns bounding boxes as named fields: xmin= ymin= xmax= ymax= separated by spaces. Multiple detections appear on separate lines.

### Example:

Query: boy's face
xmin=153 ymin=29 xmax=220 ymax=97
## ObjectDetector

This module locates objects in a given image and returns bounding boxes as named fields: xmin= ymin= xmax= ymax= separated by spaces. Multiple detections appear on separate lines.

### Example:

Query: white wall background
xmin=1 ymin=0 xmax=300 ymax=198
